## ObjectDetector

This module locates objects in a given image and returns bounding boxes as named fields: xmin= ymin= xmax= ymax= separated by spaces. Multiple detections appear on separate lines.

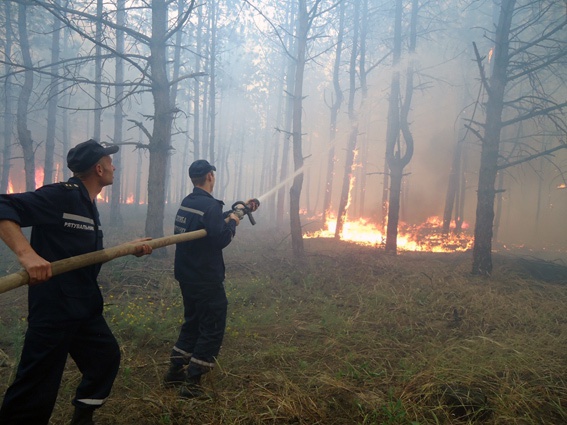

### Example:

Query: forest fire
xmin=305 ymin=215 xmax=473 ymax=252
xmin=35 ymin=167 xmax=44 ymax=189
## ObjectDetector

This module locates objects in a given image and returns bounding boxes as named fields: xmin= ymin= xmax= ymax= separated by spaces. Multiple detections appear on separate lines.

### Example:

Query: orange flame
xmin=306 ymin=215 xmax=473 ymax=253
xmin=35 ymin=167 xmax=44 ymax=189
xmin=125 ymin=194 xmax=135 ymax=204
xmin=558 ymin=184 xmax=566 ymax=189
xmin=7 ymin=180 xmax=14 ymax=194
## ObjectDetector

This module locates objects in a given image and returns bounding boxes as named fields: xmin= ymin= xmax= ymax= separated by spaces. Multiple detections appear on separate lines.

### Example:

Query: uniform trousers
xmin=0 ymin=314 xmax=120 ymax=425
xmin=171 ymin=281 xmax=228 ymax=374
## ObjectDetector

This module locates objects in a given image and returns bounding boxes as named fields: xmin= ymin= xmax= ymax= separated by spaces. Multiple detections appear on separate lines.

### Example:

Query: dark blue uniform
xmin=0 ymin=177 xmax=120 ymax=425
xmin=170 ymin=187 xmax=236 ymax=378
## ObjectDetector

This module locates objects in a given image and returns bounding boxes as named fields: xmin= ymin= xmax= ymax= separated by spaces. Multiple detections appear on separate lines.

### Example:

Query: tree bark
xmin=110 ymin=0 xmax=125 ymax=225
xmin=145 ymin=0 xmax=173 ymax=240
xmin=93 ymin=0 xmax=103 ymax=141
xmin=289 ymin=0 xmax=310 ymax=257
xmin=335 ymin=0 xmax=360 ymax=239
xmin=44 ymin=0 xmax=61 ymax=185
xmin=385 ymin=0 xmax=418 ymax=254
xmin=323 ymin=0 xmax=345 ymax=220
xmin=471 ymin=0 xmax=515 ymax=275
xmin=17 ymin=2 xmax=36 ymax=192
xmin=1 ymin=2 xmax=15 ymax=194
xmin=276 ymin=0 xmax=297 ymax=228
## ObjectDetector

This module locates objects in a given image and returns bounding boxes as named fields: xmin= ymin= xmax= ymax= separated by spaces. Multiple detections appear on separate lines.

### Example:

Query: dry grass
xmin=1 ymin=226 xmax=567 ymax=424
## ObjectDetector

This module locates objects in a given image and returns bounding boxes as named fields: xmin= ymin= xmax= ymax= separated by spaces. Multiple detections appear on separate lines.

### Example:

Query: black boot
xmin=70 ymin=407 xmax=94 ymax=425
xmin=179 ymin=374 xmax=205 ymax=399
xmin=164 ymin=363 xmax=186 ymax=387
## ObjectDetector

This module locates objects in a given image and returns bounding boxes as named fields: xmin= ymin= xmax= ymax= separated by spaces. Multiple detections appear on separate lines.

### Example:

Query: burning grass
xmin=1 ymin=228 xmax=567 ymax=424
xmin=305 ymin=215 xmax=474 ymax=253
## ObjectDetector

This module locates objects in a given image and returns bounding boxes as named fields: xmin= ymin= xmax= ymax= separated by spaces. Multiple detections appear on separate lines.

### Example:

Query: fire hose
xmin=0 ymin=199 xmax=259 ymax=295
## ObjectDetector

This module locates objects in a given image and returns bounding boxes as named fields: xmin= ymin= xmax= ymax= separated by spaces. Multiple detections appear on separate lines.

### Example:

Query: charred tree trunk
xmin=1 ymin=2 xmax=15 ymax=193
xmin=208 ymin=0 xmax=217 ymax=165
xmin=471 ymin=0 xmax=514 ymax=275
xmin=93 ymin=0 xmax=102 ymax=141
xmin=289 ymin=0 xmax=309 ymax=257
xmin=193 ymin=6 xmax=202 ymax=162
xmin=384 ymin=0 xmax=416 ymax=254
xmin=17 ymin=2 xmax=35 ymax=191
xmin=110 ymin=0 xmax=125 ymax=225
xmin=323 ymin=0 xmax=345 ymax=219
xmin=44 ymin=0 xmax=60 ymax=185
xmin=145 ymin=0 xmax=173 ymax=240
xmin=276 ymin=0 xmax=297 ymax=228
xmin=443 ymin=138 xmax=463 ymax=233
xmin=335 ymin=0 xmax=360 ymax=239
xmin=354 ymin=0 xmax=369 ymax=218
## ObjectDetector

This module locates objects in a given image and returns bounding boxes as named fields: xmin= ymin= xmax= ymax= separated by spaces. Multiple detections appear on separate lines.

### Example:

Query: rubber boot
xmin=179 ymin=374 xmax=204 ymax=399
xmin=164 ymin=363 xmax=186 ymax=387
xmin=69 ymin=407 xmax=95 ymax=425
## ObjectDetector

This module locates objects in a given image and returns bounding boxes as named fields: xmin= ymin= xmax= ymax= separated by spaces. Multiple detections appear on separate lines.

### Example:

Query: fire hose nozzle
xmin=231 ymin=199 xmax=260 ymax=225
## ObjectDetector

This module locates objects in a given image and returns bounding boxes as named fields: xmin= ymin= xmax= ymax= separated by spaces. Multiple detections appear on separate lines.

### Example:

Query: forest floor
xmin=1 ymin=216 xmax=567 ymax=425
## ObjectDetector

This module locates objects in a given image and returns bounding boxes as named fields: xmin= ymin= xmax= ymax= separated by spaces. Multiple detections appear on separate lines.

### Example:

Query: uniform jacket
xmin=174 ymin=187 xmax=236 ymax=284
xmin=0 ymin=177 xmax=104 ymax=325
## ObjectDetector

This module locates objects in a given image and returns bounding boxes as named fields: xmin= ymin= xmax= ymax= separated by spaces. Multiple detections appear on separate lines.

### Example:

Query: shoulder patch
xmin=60 ymin=182 xmax=80 ymax=190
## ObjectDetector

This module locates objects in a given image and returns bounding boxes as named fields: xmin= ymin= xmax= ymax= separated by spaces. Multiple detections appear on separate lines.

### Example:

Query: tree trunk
xmin=355 ymin=0 xmax=369 ymax=217
xmin=93 ymin=0 xmax=102 ymax=141
xmin=44 ymin=0 xmax=60 ymax=185
xmin=384 ymin=0 xmax=417 ymax=254
xmin=276 ymin=0 xmax=297 ymax=228
xmin=17 ymin=2 xmax=35 ymax=191
xmin=192 ymin=6 xmax=203 ymax=161
xmin=208 ymin=0 xmax=217 ymax=165
xmin=472 ymin=0 xmax=515 ymax=275
xmin=145 ymin=0 xmax=173 ymax=240
xmin=323 ymin=0 xmax=345 ymax=219
xmin=443 ymin=138 xmax=463 ymax=233
xmin=385 ymin=163 xmax=403 ymax=252
xmin=335 ymin=0 xmax=360 ymax=238
xmin=1 ymin=2 xmax=14 ymax=193
xmin=110 ymin=0 xmax=125 ymax=225
xmin=289 ymin=0 xmax=309 ymax=257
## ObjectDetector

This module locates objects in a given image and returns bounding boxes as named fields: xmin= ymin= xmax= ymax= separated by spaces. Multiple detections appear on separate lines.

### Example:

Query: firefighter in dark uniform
xmin=0 ymin=139 xmax=152 ymax=425
xmin=164 ymin=159 xmax=257 ymax=397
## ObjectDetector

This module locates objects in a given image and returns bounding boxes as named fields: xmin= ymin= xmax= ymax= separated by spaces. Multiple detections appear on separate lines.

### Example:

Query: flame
xmin=306 ymin=214 xmax=473 ymax=253
xmin=125 ymin=194 xmax=135 ymax=204
xmin=488 ymin=47 xmax=494 ymax=63
xmin=558 ymin=184 xmax=566 ymax=189
xmin=35 ymin=167 xmax=44 ymax=189
xmin=97 ymin=190 xmax=107 ymax=202
xmin=7 ymin=180 xmax=14 ymax=194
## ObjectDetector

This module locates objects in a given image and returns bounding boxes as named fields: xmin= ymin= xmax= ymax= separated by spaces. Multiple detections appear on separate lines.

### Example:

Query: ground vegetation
xmin=0 ymin=219 xmax=566 ymax=424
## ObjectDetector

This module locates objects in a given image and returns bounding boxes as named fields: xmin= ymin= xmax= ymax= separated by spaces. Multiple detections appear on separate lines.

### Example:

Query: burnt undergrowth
xmin=1 ymin=225 xmax=567 ymax=424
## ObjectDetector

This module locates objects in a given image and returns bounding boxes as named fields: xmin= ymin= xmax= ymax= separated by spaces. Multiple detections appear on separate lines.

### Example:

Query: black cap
xmin=67 ymin=139 xmax=119 ymax=172
xmin=189 ymin=159 xmax=216 ymax=178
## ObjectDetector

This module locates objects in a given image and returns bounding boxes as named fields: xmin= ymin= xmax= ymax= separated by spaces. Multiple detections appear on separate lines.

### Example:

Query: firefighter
xmin=0 ymin=139 xmax=152 ymax=425
xmin=164 ymin=159 xmax=257 ymax=398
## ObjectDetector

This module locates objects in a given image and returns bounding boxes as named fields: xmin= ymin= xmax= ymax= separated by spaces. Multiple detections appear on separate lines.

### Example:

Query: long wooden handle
xmin=0 ymin=229 xmax=207 ymax=295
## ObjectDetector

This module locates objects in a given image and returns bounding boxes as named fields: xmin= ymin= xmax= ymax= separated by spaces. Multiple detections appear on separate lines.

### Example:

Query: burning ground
xmin=1 ymin=223 xmax=567 ymax=424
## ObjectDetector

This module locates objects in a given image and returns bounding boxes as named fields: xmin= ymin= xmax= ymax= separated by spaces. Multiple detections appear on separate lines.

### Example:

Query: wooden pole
xmin=0 ymin=229 xmax=207 ymax=295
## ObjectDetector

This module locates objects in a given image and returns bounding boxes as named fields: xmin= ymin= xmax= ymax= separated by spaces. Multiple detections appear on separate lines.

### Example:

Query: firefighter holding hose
xmin=0 ymin=139 xmax=152 ymax=425
xmin=164 ymin=159 xmax=259 ymax=398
